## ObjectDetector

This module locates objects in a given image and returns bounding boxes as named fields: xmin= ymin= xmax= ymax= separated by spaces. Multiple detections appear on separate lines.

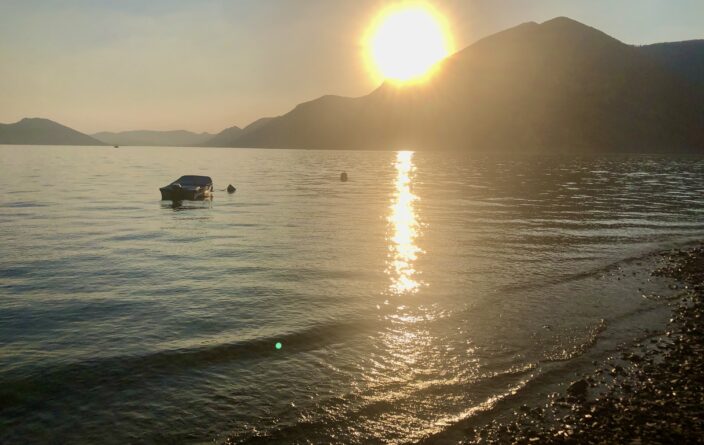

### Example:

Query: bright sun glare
xmin=366 ymin=3 xmax=453 ymax=84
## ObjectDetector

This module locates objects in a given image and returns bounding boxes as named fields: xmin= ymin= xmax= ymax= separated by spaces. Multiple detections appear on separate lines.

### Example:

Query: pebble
xmin=466 ymin=244 xmax=704 ymax=444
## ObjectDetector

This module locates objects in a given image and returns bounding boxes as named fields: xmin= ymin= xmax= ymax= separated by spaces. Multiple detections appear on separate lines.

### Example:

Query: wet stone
xmin=566 ymin=379 xmax=589 ymax=400
xmin=464 ymin=243 xmax=704 ymax=445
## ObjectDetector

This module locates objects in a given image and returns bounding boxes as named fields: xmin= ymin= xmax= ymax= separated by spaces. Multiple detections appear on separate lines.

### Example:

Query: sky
xmin=1 ymin=0 xmax=702 ymax=134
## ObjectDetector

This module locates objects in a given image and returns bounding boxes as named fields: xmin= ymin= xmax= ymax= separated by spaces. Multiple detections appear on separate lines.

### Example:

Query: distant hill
xmin=206 ymin=126 xmax=242 ymax=147
xmin=0 ymin=118 xmax=105 ymax=146
xmin=92 ymin=129 xmax=214 ymax=147
xmin=205 ymin=118 xmax=276 ymax=147
xmin=639 ymin=40 xmax=704 ymax=90
xmin=206 ymin=125 xmax=243 ymax=147
xmin=212 ymin=17 xmax=704 ymax=152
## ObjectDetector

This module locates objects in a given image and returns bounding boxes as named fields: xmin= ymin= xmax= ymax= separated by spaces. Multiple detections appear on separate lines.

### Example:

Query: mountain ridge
xmin=207 ymin=125 xmax=243 ymax=147
xmin=639 ymin=39 xmax=704 ymax=90
xmin=0 ymin=118 xmax=105 ymax=146
xmin=209 ymin=16 xmax=704 ymax=152
xmin=92 ymin=129 xmax=214 ymax=147
xmin=5 ymin=17 xmax=703 ymax=151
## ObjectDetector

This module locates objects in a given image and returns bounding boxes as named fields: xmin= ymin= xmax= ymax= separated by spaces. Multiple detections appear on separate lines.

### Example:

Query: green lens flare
xmin=275 ymin=342 xmax=282 ymax=350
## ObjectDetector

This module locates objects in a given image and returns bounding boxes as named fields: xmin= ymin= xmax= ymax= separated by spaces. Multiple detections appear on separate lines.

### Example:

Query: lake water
xmin=1 ymin=146 xmax=703 ymax=443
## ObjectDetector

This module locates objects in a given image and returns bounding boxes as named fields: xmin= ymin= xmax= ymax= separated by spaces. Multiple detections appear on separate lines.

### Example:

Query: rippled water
xmin=1 ymin=146 xmax=703 ymax=443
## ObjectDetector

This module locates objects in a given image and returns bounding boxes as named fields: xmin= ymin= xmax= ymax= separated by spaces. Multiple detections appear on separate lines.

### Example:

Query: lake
xmin=1 ymin=146 xmax=703 ymax=443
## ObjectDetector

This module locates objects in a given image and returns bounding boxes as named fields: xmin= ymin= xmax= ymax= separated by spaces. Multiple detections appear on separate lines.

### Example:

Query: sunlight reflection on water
xmin=2 ymin=146 xmax=704 ymax=444
xmin=387 ymin=151 xmax=423 ymax=294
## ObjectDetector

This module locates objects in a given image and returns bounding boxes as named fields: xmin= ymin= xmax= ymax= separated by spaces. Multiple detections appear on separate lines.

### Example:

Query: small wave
xmin=427 ymin=378 xmax=531 ymax=431
xmin=105 ymin=231 xmax=165 ymax=242
xmin=496 ymin=247 xmax=666 ymax=294
xmin=0 ymin=318 xmax=372 ymax=412
xmin=0 ymin=201 xmax=47 ymax=208
xmin=541 ymin=318 xmax=607 ymax=362
xmin=229 ymin=362 xmax=539 ymax=445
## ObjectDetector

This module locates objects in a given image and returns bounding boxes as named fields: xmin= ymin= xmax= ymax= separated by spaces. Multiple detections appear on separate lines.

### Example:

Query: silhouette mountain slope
xmin=212 ymin=17 xmax=704 ymax=152
xmin=0 ymin=118 xmax=105 ymax=146
xmin=207 ymin=125 xmax=243 ymax=147
xmin=92 ymin=130 xmax=214 ymax=147
xmin=639 ymin=40 xmax=704 ymax=90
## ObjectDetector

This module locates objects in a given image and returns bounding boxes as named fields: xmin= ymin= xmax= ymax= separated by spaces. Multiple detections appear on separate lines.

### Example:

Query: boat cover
xmin=173 ymin=176 xmax=212 ymax=186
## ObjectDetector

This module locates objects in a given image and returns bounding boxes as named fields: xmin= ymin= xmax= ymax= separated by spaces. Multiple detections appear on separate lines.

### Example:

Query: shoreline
xmin=459 ymin=244 xmax=704 ymax=444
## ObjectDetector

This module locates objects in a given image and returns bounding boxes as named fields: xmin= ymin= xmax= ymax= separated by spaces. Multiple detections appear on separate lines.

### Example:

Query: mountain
xmin=92 ymin=129 xmax=214 ymax=147
xmin=0 ymin=118 xmax=105 ymax=146
xmin=215 ymin=17 xmax=704 ymax=152
xmin=639 ymin=40 xmax=704 ymax=90
xmin=205 ymin=118 xmax=276 ymax=147
xmin=206 ymin=125 xmax=242 ymax=147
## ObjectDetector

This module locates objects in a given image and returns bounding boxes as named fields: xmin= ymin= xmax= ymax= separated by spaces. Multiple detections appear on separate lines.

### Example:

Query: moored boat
xmin=160 ymin=175 xmax=213 ymax=201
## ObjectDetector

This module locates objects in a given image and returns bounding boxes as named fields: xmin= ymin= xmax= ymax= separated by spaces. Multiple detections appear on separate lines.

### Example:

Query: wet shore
xmin=464 ymin=244 xmax=704 ymax=444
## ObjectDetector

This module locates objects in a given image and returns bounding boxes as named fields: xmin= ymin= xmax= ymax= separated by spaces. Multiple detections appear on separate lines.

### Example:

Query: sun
xmin=365 ymin=3 xmax=453 ymax=84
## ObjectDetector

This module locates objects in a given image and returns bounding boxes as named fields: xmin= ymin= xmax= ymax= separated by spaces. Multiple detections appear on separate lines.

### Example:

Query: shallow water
xmin=1 ymin=146 xmax=703 ymax=443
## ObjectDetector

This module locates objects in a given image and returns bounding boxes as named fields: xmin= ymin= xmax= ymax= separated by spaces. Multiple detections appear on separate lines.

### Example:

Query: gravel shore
xmin=465 ymin=244 xmax=704 ymax=444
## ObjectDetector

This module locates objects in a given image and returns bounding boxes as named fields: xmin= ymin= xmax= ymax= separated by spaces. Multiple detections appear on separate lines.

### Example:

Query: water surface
xmin=1 ymin=146 xmax=703 ymax=443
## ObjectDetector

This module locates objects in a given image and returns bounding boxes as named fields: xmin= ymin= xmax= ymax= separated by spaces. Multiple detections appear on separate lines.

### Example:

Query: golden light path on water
xmin=387 ymin=151 xmax=422 ymax=294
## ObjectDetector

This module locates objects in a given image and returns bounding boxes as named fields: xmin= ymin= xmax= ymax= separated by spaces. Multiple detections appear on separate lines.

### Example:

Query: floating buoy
xmin=227 ymin=184 xmax=236 ymax=193
xmin=340 ymin=172 xmax=348 ymax=182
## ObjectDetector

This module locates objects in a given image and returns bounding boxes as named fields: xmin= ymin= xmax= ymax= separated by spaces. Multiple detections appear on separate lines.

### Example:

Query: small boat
xmin=160 ymin=175 xmax=213 ymax=201
xmin=114 ymin=145 xmax=119 ymax=148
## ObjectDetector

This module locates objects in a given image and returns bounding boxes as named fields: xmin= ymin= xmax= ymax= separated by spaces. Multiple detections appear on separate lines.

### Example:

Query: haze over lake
xmin=1 ymin=145 xmax=703 ymax=443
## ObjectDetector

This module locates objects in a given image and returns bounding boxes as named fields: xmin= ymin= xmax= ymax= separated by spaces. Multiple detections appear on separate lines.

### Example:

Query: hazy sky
xmin=1 ymin=0 xmax=702 ymax=133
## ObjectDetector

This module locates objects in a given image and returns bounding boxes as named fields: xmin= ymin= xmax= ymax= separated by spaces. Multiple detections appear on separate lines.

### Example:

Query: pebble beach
xmin=465 ymin=244 xmax=704 ymax=444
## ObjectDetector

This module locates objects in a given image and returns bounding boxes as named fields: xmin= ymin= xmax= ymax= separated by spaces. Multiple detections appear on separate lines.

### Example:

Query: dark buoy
xmin=340 ymin=172 xmax=348 ymax=182
xmin=227 ymin=184 xmax=236 ymax=194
